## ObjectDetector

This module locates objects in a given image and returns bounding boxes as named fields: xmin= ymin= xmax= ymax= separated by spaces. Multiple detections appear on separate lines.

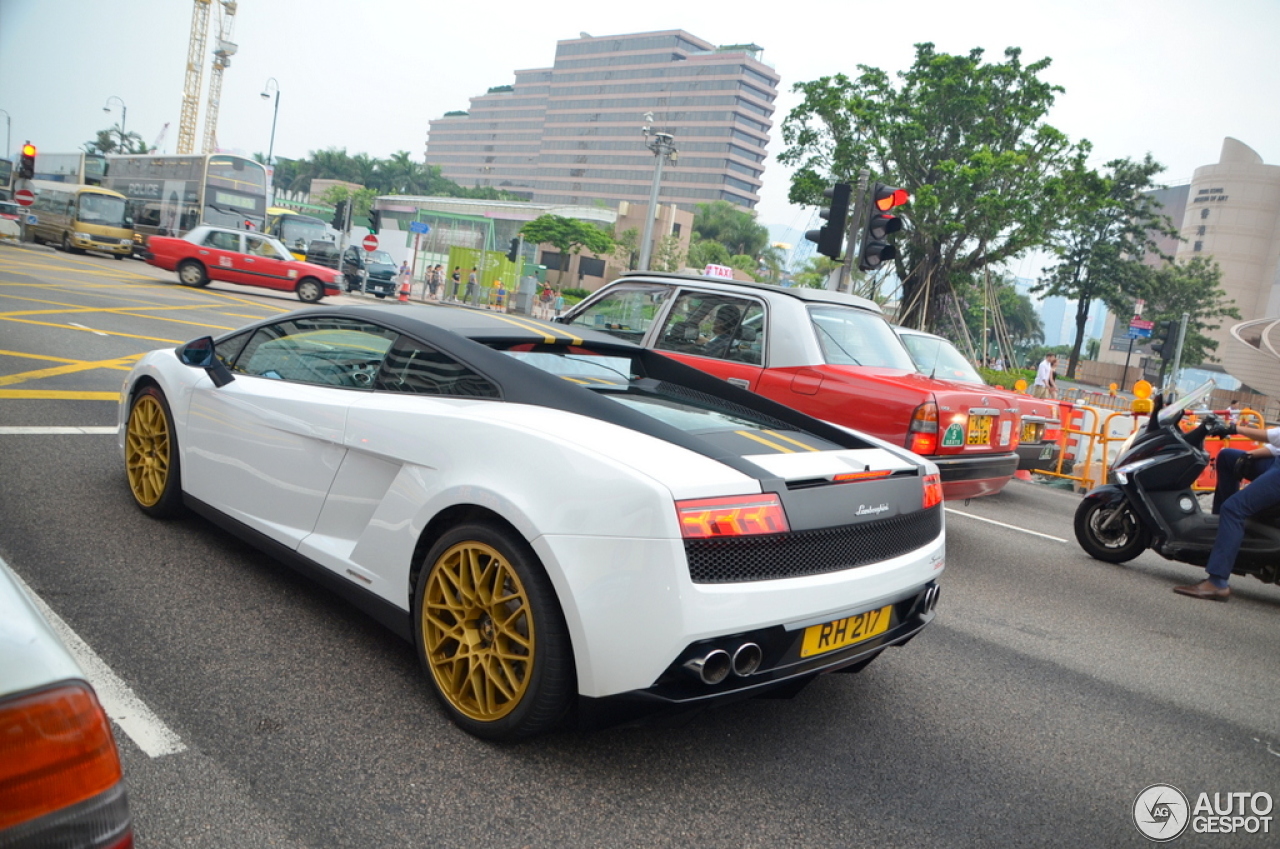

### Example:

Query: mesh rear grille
xmin=684 ymin=507 xmax=942 ymax=583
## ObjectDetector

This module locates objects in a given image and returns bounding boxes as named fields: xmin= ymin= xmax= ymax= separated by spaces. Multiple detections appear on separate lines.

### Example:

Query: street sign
xmin=1128 ymin=317 xmax=1154 ymax=339
xmin=26 ymin=214 xmax=37 ymax=225
xmin=14 ymin=188 xmax=34 ymax=207
xmin=409 ymin=221 xmax=430 ymax=235
xmin=362 ymin=234 xmax=378 ymax=251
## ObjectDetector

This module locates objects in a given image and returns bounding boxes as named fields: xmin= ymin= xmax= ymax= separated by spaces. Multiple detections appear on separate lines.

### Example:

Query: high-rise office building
xmin=426 ymin=30 xmax=780 ymax=213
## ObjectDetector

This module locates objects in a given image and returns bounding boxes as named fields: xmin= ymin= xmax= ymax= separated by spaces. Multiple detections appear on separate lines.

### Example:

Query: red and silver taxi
xmin=144 ymin=225 xmax=342 ymax=303
xmin=559 ymin=273 xmax=1020 ymax=499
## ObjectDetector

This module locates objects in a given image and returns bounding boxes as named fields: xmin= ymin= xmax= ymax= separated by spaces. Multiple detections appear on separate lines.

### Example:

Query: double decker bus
xmin=103 ymin=153 xmax=268 ymax=252
xmin=32 ymin=152 xmax=108 ymax=185
xmin=25 ymin=180 xmax=133 ymax=257
xmin=265 ymin=206 xmax=330 ymax=260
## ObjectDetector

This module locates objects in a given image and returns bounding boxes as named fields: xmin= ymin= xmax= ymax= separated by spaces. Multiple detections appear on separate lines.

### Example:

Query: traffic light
xmin=506 ymin=237 xmax=520 ymax=263
xmin=1149 ymin=320 xmax=1178 ymax=361
xmin=804 ymin=182 xmax=852 ymax=261
xmin=858 ymin=182 xmax=909 ymax=272
xmin=331 ymin=200 xmax=348 ymax=231
xmin=17 ymin=142 xmax=36 ymax=180
xmin=368 ymin=209 xmax=381 ymax=232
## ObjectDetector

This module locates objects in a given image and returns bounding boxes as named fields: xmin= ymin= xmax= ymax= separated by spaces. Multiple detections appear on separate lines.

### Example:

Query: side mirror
xmin=178 ymin=336 xmax=235 ymax=387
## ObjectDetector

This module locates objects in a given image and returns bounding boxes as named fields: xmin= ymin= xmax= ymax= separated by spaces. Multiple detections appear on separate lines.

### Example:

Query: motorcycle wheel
xmin=1074 ymin=498 xmax=1150 ymax=563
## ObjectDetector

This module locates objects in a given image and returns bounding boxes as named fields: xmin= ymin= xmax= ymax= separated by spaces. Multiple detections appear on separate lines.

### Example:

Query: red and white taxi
xmin=144 ymin=225 xmax=342 ymax=303
xmin=560 ymin=273 xmax=1020 ymax=499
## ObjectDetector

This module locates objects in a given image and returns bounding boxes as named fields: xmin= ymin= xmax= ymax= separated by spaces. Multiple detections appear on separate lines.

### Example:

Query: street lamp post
xmin=102 ymin=96 xmax=127 ymax=150
xmin=0 ymin=109 xmax=10 ymax=162
xmin=260 ymin=78 xmax=280 ymax=167
xmin=638 ymin=113 xmax=676 ymax=272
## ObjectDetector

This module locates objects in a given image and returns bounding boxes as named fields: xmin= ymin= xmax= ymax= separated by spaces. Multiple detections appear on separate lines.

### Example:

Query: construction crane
xmin=176 ymin=0 xmax=212 ymax=154
xmin=201 ymin=1 xmax=238 ymax=154
xmin=150 ymin=122 xmax=170 ymax=154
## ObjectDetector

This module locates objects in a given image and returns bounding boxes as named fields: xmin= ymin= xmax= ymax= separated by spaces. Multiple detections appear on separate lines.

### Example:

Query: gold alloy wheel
xmin=126 ymin=393 xmax=171 ymax=507
xmin=422 ymin=541 xmax=536 ymax=722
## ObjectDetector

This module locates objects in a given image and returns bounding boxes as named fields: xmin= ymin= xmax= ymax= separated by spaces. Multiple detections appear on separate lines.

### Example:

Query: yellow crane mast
xmin=176 ymin=0 xmax=212 ymax=155
xmin=201 ymin=1 xmax=239 ymax=154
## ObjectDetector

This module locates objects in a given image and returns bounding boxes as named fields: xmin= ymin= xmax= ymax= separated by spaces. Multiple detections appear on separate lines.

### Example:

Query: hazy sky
xmin=2 ymin=0 xmax=1276 ymax=275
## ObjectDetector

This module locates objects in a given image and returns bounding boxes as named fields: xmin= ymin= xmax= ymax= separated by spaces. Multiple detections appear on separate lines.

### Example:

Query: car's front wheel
xmin=177 ymin=260 xmax=208 ymax=287
xmin=296 ymin=278 xmax=324 ymax=303
xmin=62 ymin=233 xmax=81 ymax=254
xmin=124 ymin=385 xmax=184 ymax=518
xmin=413 ymin=522 xmax=574 ymax=742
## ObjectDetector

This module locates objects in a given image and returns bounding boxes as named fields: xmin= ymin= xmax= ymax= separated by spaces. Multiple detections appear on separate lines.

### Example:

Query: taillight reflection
xmin=676 ymin=493 xmax=790 ymax=539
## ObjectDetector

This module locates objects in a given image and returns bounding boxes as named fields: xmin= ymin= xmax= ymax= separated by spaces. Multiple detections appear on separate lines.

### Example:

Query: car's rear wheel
xmin=296 ymin=278 xmax=324 ymax=303
xmin=413 ymin=522 xmax=574 ymax=742
xmin=125 ymin=385 xmax=184 ymax=518
xmin=177 ymin=260 xmax=208 ymax=287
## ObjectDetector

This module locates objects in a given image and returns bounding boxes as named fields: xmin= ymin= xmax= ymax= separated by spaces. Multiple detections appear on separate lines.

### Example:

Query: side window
xmin=563 ymin=284 xmax=670 ymax=345
xmin=374 ymin=337 xmax=500 ymax=398
xmin=203 ymin=230 xmax=240 ymax=252
xmin=245 ymin=235 xmax=279 ymax=257
xmin=231 ymin=317 xmax=397 ymax=388
xmin=655 ymin=292 xmax=764 ymax=363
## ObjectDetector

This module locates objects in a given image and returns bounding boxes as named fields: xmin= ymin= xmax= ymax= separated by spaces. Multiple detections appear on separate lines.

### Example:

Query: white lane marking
xmin=68 ymin=322 xmax=110 ymax=336
xmin=7 ymin=566 xmax=187 ymax=758
xmin=945 ymin=507 xmax=1068 ymax=543
xmin=0 ymin=426 xmax=117 ymax=434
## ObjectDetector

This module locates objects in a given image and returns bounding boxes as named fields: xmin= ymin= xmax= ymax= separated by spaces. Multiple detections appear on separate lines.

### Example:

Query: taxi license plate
xmin=1021 ymin=421 xmax=1042 ymax=443
xmin=967 ymin=415 xmax=993 ymax=445
xmin=800 ymin=605 xmax=892 ymax=658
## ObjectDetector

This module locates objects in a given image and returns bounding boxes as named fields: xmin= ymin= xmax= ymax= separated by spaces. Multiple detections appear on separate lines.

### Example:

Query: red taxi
xmin=559 ymin=273 xmax=1020 ymax=499
xmin=144 ymin=225 xmax=343 ymax=303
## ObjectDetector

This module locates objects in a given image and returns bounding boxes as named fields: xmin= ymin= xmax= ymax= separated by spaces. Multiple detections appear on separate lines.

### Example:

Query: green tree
xmin=779 ymin=43 xmax=1086 ymax=330
xmin=84 ymin=125 xmax=148 ymax=154
xmin=1035 ymin=154 xmax=1178 ymax=377
xmin=318 ymin=185 xmax=377 ymax=221
xmin=1142 ymin=255 xmax=1238 ymax=372
xmin=652 ymin=234 xmax=685 ymax=273
xmin=692 ymin=200 xmax=770 ymax=257
xmin=520 ymin=215 xmax=614 ymax=285
xmin=792 ymin=255 xmax=842 ymax=289
xmin=686 ymin=239 xmax=731 ymax=269
xmin=612 ymin=227 xmax=640 ymax=271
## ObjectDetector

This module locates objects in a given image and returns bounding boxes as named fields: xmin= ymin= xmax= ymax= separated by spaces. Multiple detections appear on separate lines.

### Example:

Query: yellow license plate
xmin=800 ymin=605 xmax=892 ymax=658
xmin=967 ymin=415 xmax=993 ymax=445
xmin=1021 ymin=421 xmax=1043 ymax=443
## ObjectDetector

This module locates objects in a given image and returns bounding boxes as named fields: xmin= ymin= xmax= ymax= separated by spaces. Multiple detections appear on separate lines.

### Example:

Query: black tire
xmin=113 ymin=253 xmax=125 ymax=260
xmin=1074 ymin=497 xmax=1149 ymax=563
xmin=413 ymin=522 xmax=574 ymax=742
xmin=177 ymin=260 xmax=208 ymax=287
xmin=296 ymin=277 xmax=324 ymax=303
xmin=124 ymin=385 xmax=184 ymax=519
xmin=62 ymin=232 xmax=81 ymax=254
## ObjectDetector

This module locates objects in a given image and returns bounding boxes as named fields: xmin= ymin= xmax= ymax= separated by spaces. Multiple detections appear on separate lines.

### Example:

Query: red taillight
xmin=0 ymin=682 xmax=125 ymax=831
xmin=907 ymin=401 xmax=939 ymax=455
xmin=832 ymin=469 xmax=893 ymax=483
xmin=922 ymin=473 xmax=943 ymax=509
xmin=1043 ymin=422 xmax=1062 ymax=442
xmin=676 ymin=493 xmax=790 ymax=539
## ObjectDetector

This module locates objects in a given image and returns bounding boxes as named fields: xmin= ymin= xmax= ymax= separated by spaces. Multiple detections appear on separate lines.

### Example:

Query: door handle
xmin=727 ymin=378 xmax=750 ymax=389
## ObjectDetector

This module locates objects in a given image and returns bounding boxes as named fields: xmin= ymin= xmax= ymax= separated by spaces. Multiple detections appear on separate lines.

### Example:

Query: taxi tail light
xmin=1043 ymin=422 xmax=1063 ymax=442
xmin=922 ymin=473 xmax=943 ymax=509
xmin=907 ymin=401 xmax=939 ymax=455
xmin=675 ymin=493 xmax=789 ymax=539
xmin=0 ymin=682 xmax=132 ymax=846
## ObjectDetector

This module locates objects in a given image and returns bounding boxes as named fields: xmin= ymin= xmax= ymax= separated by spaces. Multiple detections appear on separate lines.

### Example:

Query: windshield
xmin=899 ymin=332 xmax=984 ymax=383
xmin=77 ymin=193 xmax=128 ymax=228
xmin=809 ymin=305 xmax=917 ymax=370
xmin=367 ymin=250 xmax=395 ymax=265
xmin=1160 ymin=380 xmax=1217 ymax=424
xmin=279 ymin=217 xmax=326 ymax=252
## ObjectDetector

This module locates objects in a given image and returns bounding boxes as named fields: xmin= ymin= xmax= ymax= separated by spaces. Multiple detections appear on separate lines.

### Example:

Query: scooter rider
xmin=1173 ymin=418 xmax=1280 ymax=601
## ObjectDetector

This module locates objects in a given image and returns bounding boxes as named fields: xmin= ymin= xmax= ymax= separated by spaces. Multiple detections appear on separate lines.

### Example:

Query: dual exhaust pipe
xmin=684 ymin=642 xmax=762 ymax=685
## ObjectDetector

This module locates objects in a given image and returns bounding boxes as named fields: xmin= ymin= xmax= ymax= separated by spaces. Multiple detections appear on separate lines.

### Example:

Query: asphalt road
xmin=2 ymin=243 xmax=1277 ymax=847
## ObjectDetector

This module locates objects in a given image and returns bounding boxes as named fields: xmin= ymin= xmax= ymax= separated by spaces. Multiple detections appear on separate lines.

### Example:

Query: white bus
xmin=104 ymin=153 xmax=269 ymax=251
xmin=25 ymin=180 xmax=133 ymax=258
xmin=32 ymin=152 xmax=108 ymax=186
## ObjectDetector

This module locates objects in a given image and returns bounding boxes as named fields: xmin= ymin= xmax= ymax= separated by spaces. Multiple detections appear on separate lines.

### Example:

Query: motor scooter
xmin=1074 ymin=382 xmax=1280 ymax=585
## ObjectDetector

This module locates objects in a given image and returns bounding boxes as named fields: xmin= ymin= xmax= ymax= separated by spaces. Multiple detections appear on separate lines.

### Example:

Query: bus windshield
xmin=77 ymin=193 xmax=128 ymax=228
xmin=277 ymin=216 xmax=327 ymax=252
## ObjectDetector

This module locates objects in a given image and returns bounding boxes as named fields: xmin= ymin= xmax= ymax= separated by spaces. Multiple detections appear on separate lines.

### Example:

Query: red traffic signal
xmin=18 ymin=142 xmax=36 ymax=180
xmin=859 ymin=182 xmax=909 ymax=272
